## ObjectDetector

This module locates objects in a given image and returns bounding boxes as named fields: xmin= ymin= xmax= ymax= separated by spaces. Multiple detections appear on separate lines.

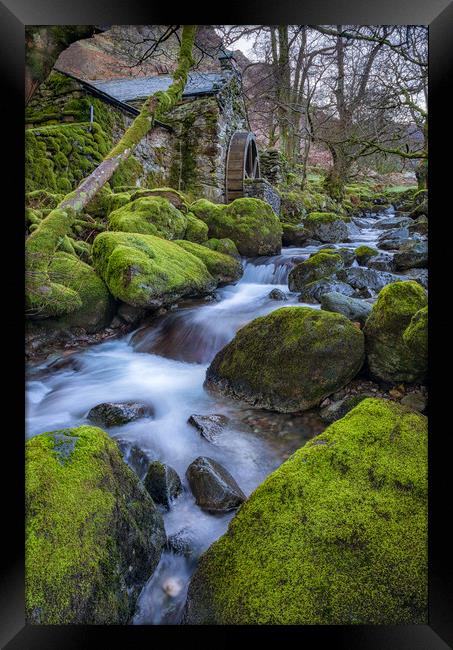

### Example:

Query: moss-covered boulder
xmin=304 ymin=212 xmax=348 ymax=243
xmin=205 ymin=306 xmax=364 ymax=413
xmin=403 ymin=306 xmax=428 ymax=364
xmin=92 ymin=232 xmax=216 ymax=308
xmin=184 ymin=213 xmax=209 ymax=243
xmin=203 ymin=238 xmax=240 ymax=259
xmin=288 ymin=252 xmax=344 ymax=292
xmin=108 ymin=196 xmax=188 ymax=240
xmin=282 ymin=223 xmax=308 ymax=246
xmin=183 ymin=398 xmax=428 ymax=624
xmin=191 ymin=197 xmax=282 ymax=257
xmin=355 ymin=245 xmax=378 ymax=265
xmin=174 ymin=240 xmax=243 ymax=284
xmin=364 ymin=281 xmax=428 ymax=383
xmin=26 ymin=425 xmax=166 ymax=624
xmin=130 ymin=187 xmax=190 ymax=212
xmin=46 ymin=252 xmax=113 ymax=332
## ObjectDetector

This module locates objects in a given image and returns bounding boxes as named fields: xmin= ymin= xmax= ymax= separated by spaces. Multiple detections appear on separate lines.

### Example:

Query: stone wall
xmin=243 ymin=178 xmax=281 ymax=216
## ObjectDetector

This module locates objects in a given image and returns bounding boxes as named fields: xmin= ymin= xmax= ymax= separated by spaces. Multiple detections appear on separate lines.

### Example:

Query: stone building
xmin=26 ymin=51 xmax=281 ymax=212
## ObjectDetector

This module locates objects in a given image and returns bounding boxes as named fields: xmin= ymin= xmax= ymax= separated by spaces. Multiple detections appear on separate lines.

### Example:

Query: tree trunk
xmin=26 ymin=26 xmax=96 ymax=105
xmin=324 ymin=146 xmax=351 ymax=200
xmin=26 ymin=25 xmax=197 ymax=318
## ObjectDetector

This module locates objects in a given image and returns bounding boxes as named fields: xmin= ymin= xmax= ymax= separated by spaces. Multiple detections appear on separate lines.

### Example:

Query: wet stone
xmin=186 ymin=456 xmax=246 ymax=513
xmin=268 ymin=288 xmax=288 ymax=301
xmin=87 ymin=401 xmax=155 ymax=427
xmin=116 ymin=439 xmax=151 ymax=480
xmin=144 ymin=461 xmax=183 ymax=510
xmin=188 ymin=414 xmax=230 ymax=442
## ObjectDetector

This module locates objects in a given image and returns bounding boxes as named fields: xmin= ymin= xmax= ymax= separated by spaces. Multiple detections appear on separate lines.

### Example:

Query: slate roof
xmin=90 ymin=71 xmax=229 ymax=103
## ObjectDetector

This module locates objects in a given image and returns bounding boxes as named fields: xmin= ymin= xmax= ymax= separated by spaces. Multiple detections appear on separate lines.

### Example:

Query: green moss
xmin=184 ymin=213 xmax=209 ymax=243
xmin=288 ymin=252 xmax=344 ymax=291
xmin=184 ymin=398 xmax=427 ymax=624
xmin=25 ymin=123 xmax=110 ymax=193
xmin=174 ymin=239 xmax=242 ymax=283
xmin=355 ymin=246 xmax=378 ymax=264
xmin=205 ymin=306 xmax=364 ymax=413
xmin=110 ymin=155 xmax=144 ymax=190
xmin=190 ymin=197 xmax=282 ymax=257
xmin=108 ymin=196 xmax=188 ymax=240
xmin=130 ymin=187 xmax=190 ymax=212
xmin=203 ymin=238 xmax=240 ymax=258
xmin=92 ymin=231 xmax=216 ymax=308
xmin=106 ymin=192 xmax=132 ymax=215
xmin=306 ymin=211 xmax=343 ymax=224
xmin=26 ymin=189 xmax=65 ymax=210
xmin=26 ymin=425 xmax=165 ymax=624
xmin=403 ymin=306 xmax=428 ymax=362
xmin=364 ymin=281 xmax=428 ymax=383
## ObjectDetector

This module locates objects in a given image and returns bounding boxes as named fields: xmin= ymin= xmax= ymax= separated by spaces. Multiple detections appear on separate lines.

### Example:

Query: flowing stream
xmin=25 ymin=206 xmax=402 ymax=624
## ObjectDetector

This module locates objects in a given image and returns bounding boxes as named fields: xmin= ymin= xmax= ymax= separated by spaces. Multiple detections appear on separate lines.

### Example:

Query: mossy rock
xmin=106 ymin=192 xmax=132 ymax=215
xmin=355 ymin=245 xmax=378 ymax=265
xmin=108 ymin=196 xmax=188 ymax=240
xmin=130 ymin=187 xmax=190 ymax=213
xmin=184 ymin=213 xmax=209 ymax=243
xmin=85 ymin=184 xmax=113 ymax=218
xmin=364 ymin=281 xmax=428 ymax=383
xmin=205 ymin=306 xmax=365 ymax=413
xmin=26 ymin=189 xmax=64 ymax=210
xmin=46 ymin=252 xmax=113 ymax=332
xmin=110 ymin=155 xmax=143 ymax=190
xmin=183 ymin=398 xmax=427 ymax=624
xmin=304 ymin=212 xmax=348 ymax=243
xmin=92 ymin=231 xmax=216 ymax=308
xmin=174 ymin=240 xmax=243 ymax=284
xmin=288 ymin=252 xmax=344 ymax=292
xmin=191 ymin=197 xmax=282 ymax=257
xmin=203 ymin=238 xmax=240 ymax=259
xmin=403 ymin=306 xmax=428 ymax=363
xmin=26 ymin=425 xmax=166 ymax=624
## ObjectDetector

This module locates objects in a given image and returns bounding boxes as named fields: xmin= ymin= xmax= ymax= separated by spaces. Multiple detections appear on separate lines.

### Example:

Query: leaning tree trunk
xmin=26 ymin=25 xmax=197 ymax=318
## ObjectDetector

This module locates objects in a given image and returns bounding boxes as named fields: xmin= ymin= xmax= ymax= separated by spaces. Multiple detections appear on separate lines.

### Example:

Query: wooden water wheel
xmin=225 ymin=131 xmax=260 ymax=203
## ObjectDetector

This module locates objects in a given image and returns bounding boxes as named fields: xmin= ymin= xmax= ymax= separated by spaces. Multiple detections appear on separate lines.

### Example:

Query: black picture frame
xmin=1 ymin=1 xmax=451 ymax=647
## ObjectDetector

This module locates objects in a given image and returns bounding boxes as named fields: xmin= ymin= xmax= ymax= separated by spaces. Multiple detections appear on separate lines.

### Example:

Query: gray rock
xmin=320 ymin=292 xmax=372 ymax=325
xmin=268 ymin=288 xmax=288 ymax=301
xmin=282 ymin=224 xmax=308 ymax=246
xmin=366 ymin=253 xmax=396 ymax=272
xmin=404 ymin=268 xmax=428 ymax=290
xmin=144 ymin=461 xmax=183 ymax=509
xmin=311 ymin=247 xmax=355 ymax=267
xmin=394 ymin=240 xmax=428 ymax=270
xmin=186 ymin=457 xmax=246 ymax=513
xmin=336 ymin=267 xmax=403 ymax=294
xmin=306 ymin=219 xmax=349 ymax=243
xmin=400 ymin=392 xmax=427 ymax=413
xmin=320 ymin=394 xmax=370 ymax=423
xmin=188 ymin=413 xmax=230 ymax=442
xmin=408 ymin=215 xmax=428 ymax=236
xmin=116 ymin=440 xmax=151 ymax=480
xmin=345 ymin=221 xmax=362 ymax=241
xmin=166 ymin=528 xmax=195 ymax=559
xmin=373 ymin=216 xmax=413 ymax=230
xmin=299 ymin=279 xmax=356 ymax=303
xmin=87 ymin=401 xmax=154 ymax=427
xmin=118 ymin=302 xmax=147 ymax=324
xmin=377 ymin=227 xmax=410 ymax=250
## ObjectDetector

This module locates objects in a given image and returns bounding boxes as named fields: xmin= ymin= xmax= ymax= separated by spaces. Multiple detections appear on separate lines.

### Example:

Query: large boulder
xmin=184 ymin=213 xmax=209 ymax=243
xmin=282 ymin=223 xmax=309 ymax=246
xmin=205 ymin=307 xmax=365 ymax=413
xmin=190 ymin=197 xmax=282 ymax=256
xmin=46 ymin=252 xmax=113 ymax=332
xmin=174 ymin=240 xmax=243 ymax=284
xmin=92 ymin=232 xmax=216 ymax=308
xmin=303 ymin=212 xmax=348 ymax=243
xmin=403 ymin=305 xmax=428 ymax=364
xmin=203 ymin=237 xmax=240 ymax=259
xmin=108 ymin=196 xmax=188 ymax=240
xmin=288 ymin=252 xmax=344 ymax=292
xmin=377 ymin=227 xmax=410 ymax=250
xmin=320 ymin=291 xmax=372 ymax=325
xmin=393 ymin=240 xmax=428 ymax=270
xmin=364 ymin=281 xmax=428 ymax=383
xmin=183 ymin=399 xmax=427 ymax=624
xmin=26 ymin=426 xmax=166 ymax=624
xmin=337 ymin=267 xmax=403 ymax=294
xmin=186 ymin=456 xmax=246 ymax=513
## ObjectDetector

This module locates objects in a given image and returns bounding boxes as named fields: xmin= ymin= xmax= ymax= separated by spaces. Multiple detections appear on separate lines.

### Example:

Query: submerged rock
xmin=166 ymin=528 xmax=195 ymax=559
xmin=186 ymin=456 xmax=246 ymax=513
xmin=26 ymin=425 xmax=166 ymax=624
xmin=320 ymin=291 xmax=372 ymax=325
xmin=188 ymin=414 xmax=230 ymax=442
xmin=364 ymin=281 xmax=428 ymax=383
xmin=183 ymin=398 xmax=427 ymax=625
xmin=116 ymin=439 xmax=151 ymax=479
xmin=144 ymin=461 xmax=183 ymax=509
xmin=87 ymin=401 xmax=154 ymax=427
xmin=205 ymin=307 xmax=365 ymax=413
xmin=268 ymin=288 xmax=288 ymax=301
xmin=191 ymin=197 xmax=282 ymax=257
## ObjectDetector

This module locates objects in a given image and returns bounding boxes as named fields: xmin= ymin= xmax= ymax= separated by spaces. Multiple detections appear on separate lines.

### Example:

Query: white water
xmin=25 ymin=205 xmax=402 ymax=624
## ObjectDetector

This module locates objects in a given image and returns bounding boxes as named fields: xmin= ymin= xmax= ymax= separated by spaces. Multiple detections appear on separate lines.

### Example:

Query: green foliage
xmin=185 ymin=398 xmax=428 ymax=624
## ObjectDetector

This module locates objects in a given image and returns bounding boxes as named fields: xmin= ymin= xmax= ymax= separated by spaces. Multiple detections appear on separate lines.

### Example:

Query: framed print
xmin=1 ymin=0 xmax=452 ymax=647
